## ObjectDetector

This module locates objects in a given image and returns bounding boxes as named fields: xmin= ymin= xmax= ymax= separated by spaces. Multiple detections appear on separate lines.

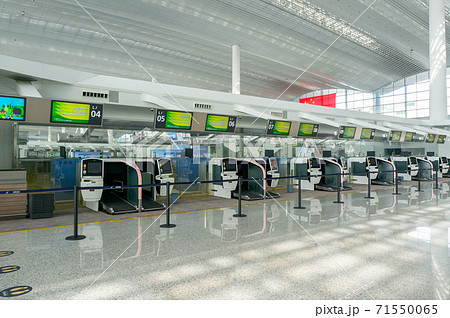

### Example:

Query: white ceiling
xmin=0 ymin=0 xmax=449 ymax=100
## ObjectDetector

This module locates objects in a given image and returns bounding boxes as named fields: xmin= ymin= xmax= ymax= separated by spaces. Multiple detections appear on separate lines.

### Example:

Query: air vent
xmin=194 ymin=103 xmax=212 ymax=110
xmin=270 ymin=111 xmax=284 ymax=118
xmin=82 ymin=91 xmax=108 ymax=99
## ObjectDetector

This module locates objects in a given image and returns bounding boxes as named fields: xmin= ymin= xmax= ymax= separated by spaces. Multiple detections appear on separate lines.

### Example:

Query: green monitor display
xmin=404 ymin=132 xmax=415 ymax=142
xmin=298 ymin=123 xmax=319 ymax=137
xmin=0 ymin=95 xmax=26 ymax=121
xmin=389 ymin=130 xmax=402 ymax=141
xmin=426 ymin=134 xmax=436 ymax=143
xmin=205 ymin=114 xmax=236 ymax=132
xmin=51 ymin=101 xmax=103 ymax=125
xmin=266 ymin=120 xmax=291 ymax=135
xmin=154 ymin=110 xmax=193 ymax=130
xmin=360 ymin=128 xmax=375 ymax=140
xmin=437 ymin=135 xmax=446 ymax=144
xmin=338 ymin=126 xmax=356 ymax=139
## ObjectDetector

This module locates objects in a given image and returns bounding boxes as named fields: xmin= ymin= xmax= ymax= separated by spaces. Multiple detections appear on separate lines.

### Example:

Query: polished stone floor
xmin=1 ymin=182 xmax=449 ymax=300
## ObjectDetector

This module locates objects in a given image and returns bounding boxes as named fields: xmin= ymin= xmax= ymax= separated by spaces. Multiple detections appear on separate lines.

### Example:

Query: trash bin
xmin=27 ymin=193 xmax=54 ymax=219
xmin=287 ymin=185 xmax=294 ymax=193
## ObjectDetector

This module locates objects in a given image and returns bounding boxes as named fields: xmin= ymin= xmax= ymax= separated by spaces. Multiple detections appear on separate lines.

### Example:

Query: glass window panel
xmin=417 ymin=91 xmax=429 ymax=100
xmin=406 ymin=83 xmax=417 ymax=93
xmin=406 ymin=102 xmax=417 ymax=111
xmin=394 ymin=94 xmax=405 ymax=103
xmin=417 ymin=71 xmax=429 ymax=82
xmin=417 ymin=100 xmax=429 ymax=108
xmin=406 ymin=75 xmax=416 ymax=85
xmin=406 ymin=92 xmax=417 ymax=101
xmin=407 ymin=110 xmax=417 ymax=118
xmin=416 ymin=81 xmax=429 ymax=92
xmin=417 ymin=108 xmax=429 ymax=117
xmin=394 ymin=103 xmax=405 ymax=111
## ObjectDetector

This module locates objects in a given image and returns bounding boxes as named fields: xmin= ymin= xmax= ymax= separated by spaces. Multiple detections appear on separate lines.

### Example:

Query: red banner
xmin=299 ymin=93 xmax=336 ymax=108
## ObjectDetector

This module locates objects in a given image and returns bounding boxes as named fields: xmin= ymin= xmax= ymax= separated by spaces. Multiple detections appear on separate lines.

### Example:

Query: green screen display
xmin=390 ymin=131 xmax=402 ymax=141
xmin=267 ymin=120 xmax=291 ymax=135
xmin=51 ymin=101 xmax=103 ymax=125
xmin=339 ymin=126 xmax=356 ymax=139
xmin=360 ymin=128 xmax=374 ymax=139
xmin=404 ymin=132 xmax=414 ymax=142
xmin=437 ymin=135 xmax=446 ymax=144
xmin=0 ymin=96 xmax=25 ymax=121
xmin=426 ymin=134 xmax=436 ymax=143
xmin=154 ymin=110 xmax=193 ymax=130
xmin=205 ymin=114 xmax=236 ymax=132
xmin=298 ymin=123 xmax=318 ymax=137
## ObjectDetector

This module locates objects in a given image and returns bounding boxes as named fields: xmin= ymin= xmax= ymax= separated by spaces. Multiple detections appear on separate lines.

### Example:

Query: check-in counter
xmin=0 ymin=169 xmax=27 ymax=216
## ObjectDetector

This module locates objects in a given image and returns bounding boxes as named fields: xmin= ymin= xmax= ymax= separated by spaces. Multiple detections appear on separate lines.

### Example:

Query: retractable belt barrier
xmin=0 ymin=167 xmax=438 ymax=241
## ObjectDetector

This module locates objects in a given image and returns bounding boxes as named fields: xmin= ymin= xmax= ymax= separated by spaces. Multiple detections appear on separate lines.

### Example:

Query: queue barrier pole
xmin=434 ymin=166 xmax=440 ymax=190
xmin=66 ymin=185 xmax=86 ymax=241
xmin=294 ymin=175 xmax=305 ymax=210
xmin=364 ymin=171 xmax=374 ymax=199
xmin=161 ymin=182 xmax=176 ymax=228
xmin=233 ymin=176 xmax=246 ymax=218
xmin=392 ymin=169 xmax=401 ymax=195
xmin=417 ymin=168 xmax=423 ymax=192
xmin=333 ymin=173 xmax=344 ymax=204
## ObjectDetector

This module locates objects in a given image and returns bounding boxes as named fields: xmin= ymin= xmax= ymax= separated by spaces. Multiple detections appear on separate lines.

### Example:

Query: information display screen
xmin=437 ymin=135 xmax=446 ymax=144
xmin=426 ymin=134 xmax=436 ymax=143
xmin=0 ymin=95 xmax=26 ymax=121
xmin=298 ymin=123 xmax=319 ymax=137
xmin=266 ymin=120 xmax=291 ymax=135
xmin=389 ymin=130 xmax=402 ymax=141
xmin=404 ymin=132 xmax=415 ymax=142
xmin=223 ymin=158 xmax=237 ymax=172
xmin=205 ymin=114 xmax=236 ymax=132
xmin=51 ymin=101 xmax=103 ymax=125
xmin=360 ymin=128 xmax=375 ymax=140
xmin=269 ymin=158 xmax=278 ymax=171
xmin=154 ymin=110 xmax=193 ymax=130
xmin=159 ymin=159 xmax=173 ymax=174
xmin=338 ymin=126 xmax=356 ymax=139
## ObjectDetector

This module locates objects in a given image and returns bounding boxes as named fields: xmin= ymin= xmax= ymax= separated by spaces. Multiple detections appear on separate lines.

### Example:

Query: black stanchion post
xmin=364 ymin=171 xmax=374 ymax=199
xmin=417 ymin=168 xmax=423 ymax=192
xmin=161 ymin=182 xmax=176 ymax=228
xmin=392 ymin=169 xmax=401 ymax=195
xmin=234 ymin=176 xmax=246 ymax=217
xmin=434 ymin=166 xmax=440 ymax=190
xmin=66 ymin=185 xmax=86 ymax=241
xmin=294 ymin=175 xmax=305 ymax=209
xmin=333 ymin=173 xmax=344 ymax=204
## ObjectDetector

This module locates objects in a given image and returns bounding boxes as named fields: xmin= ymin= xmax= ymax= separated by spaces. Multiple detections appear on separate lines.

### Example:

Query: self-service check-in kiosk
xmin=155 ymin=158 xmax=175 ymax=197
xmin=372 ymin=158 xmax=395 ymax=185
xmin=209 ymin=158 xmax=238 ymax=199
xmin=290 ymin=157 xmax=321 ymax=190
xmin=442 ymin=157 xmax=450 ymax=178
xmin=425 ymin=156 xmax=440 ymax=178
xmin=414 ymin=157 xmax=433 ymax=181
xmin=265 ymin=158 xmax=280 ymax=198
xmin=439 ymin=157 xmax=449 ymax=177
xmin=80 ymin=159 xmax=104 ymax=211
xmin=408 ymin=157 xmax=419 ymax=178
xmin=391 ymin=157 xmax=410 ymax=181
xmin=348 ymin=157 xmax=377 ymax=184
xmin=315 ymin=158 xmax=352 ymax=192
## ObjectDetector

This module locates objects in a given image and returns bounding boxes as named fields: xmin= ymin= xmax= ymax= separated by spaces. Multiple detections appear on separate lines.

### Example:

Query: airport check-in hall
xmin=1 ymin=0 xmax=450 ymax=307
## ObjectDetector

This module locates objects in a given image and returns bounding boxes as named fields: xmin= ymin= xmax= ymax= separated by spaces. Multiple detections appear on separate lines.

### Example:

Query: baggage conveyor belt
xmin=100 ymin=192 xmax=138 ymax=214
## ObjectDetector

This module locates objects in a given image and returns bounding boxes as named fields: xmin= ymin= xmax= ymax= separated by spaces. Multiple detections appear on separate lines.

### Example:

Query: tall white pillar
xmin=232 ymin=44 xmax=240 ymax=94
xmin=429 ymin=0 xmax=447 ymax=122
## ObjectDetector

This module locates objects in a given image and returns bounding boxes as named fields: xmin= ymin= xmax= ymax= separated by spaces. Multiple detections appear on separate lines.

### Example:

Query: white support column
xmin=429 ymin=0 xmax=447 ymax=122
xmin=232 ymin=44 xmax=240 ymax=94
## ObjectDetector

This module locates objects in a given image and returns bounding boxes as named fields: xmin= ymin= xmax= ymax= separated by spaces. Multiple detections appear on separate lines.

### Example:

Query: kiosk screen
xmin=223 ymin=158 xmax=237 ymax=172
xmin=159 ymin=159 xmax=173 ymax=174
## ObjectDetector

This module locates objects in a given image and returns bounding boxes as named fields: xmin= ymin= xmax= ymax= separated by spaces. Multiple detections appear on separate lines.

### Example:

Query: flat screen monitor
xmin=310 ymin=158 xmax=320 ymax=168
xmin=0 ymin=95 xmax=26 ymax=121
xmin=154 ymin=110 xmax=193 ymax=130
xmin=441 ymin=157 xmax=448 ymax=164
xmin=437 ymin=135 xmax=446 ymax=144
xmin=205 ymin=114 xmax=236 ymax=132
xmin=426 ymin=134 xmax=436 ymax=143
xmin=367 ymin=151 xmax=375 ymax=157
xmin=389 ymin=131 xmax=402 ymax=141
xmin=427 ymin=152 xmax=435 ymax=157
xmin=266 ymin=120 xmax=291 ymax=135
xmin=404 ymin=132 xmax=415 ymax=142
xmin=409 ymin=157 xmax=417 ymax=164
xmin=82 ymin=159 xmax=103 ymax=177
xmin=269 ymin=158 xmax=278 ymax=171
xmin=185 ymin=148 xmax=193 ymax=158
xmin=298 ymin=123 xmax=319 ymax=137
xmin=368 ymin=157 xmax=377 ymax=166
xmin=338 ymin=126 xmax=356 ymax=139
xmin=159 ymin=159 xmax=173 ymax=174
xmin=265 ymin=150 xmax=274 ymax=157
xmin=51 ymin=101 xmax=103 ymax=125
xmin=360 ymin=128 xmax=375 ymax=140
xmin=223 ymin=158 xmax=237 ymax=172
xmin=322 ymin=150 xmax=332 ymax=158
